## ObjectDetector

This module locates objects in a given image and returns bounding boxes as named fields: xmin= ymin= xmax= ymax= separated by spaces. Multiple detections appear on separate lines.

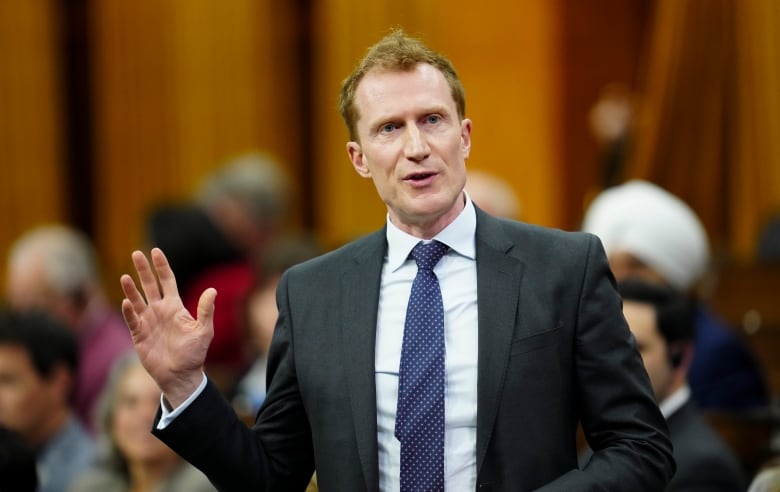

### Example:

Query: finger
xmin=131 ymin=250 xmax=162 ymax=302
xmin=150 ymin=248 xmax=180 ymax=299
xmin=196 ymin=287 xmax=218 ymax=329
xmin=121 ymin=297 xmax=140 ymax=332
xmin=119 ymin=273 xmax=148 ymax=313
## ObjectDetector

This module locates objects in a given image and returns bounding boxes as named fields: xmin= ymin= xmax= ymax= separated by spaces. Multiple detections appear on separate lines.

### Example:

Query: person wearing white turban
xmin=582 ymin=180 xmax=710 ymax=291
xmin=583 ymin=180 xmax=768 ymax=410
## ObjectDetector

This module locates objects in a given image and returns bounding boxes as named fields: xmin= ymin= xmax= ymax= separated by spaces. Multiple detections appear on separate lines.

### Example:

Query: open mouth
xmin=406 ymin=171 xmax=436 ymax=182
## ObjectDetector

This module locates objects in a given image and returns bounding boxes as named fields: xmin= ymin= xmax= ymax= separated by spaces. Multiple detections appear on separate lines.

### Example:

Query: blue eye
xmin=426 ymin=115 xmax=441 ymax=124
xmin=380 ymin=123 xmax=397 ymax=133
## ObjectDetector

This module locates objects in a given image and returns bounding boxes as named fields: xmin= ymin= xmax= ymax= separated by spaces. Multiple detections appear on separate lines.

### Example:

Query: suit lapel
xmin=340 ymin=230 xmax=386 ymax=492
xmin=474 ymin=211 xmax=525 ymax=474
xmin=336 ymin=214 xmax=527 ymax=485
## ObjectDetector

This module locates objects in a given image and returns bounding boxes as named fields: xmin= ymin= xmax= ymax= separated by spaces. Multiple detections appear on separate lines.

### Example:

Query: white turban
xmin=582 ymin=180 xmax=710 ymax=291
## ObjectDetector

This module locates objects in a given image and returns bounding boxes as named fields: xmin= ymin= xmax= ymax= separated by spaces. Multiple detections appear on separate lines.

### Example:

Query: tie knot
xmin=411 ymin=241 xmax=449 ymax=271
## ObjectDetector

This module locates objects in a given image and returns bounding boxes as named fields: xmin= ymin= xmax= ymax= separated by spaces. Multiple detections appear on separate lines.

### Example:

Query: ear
xmin=668 ymin=342 xmax=694 ymax=373
xmin=461 ymin=118 xmax=472 ymax=159
xmin=347 ymin=141 xmax=372 ymax=178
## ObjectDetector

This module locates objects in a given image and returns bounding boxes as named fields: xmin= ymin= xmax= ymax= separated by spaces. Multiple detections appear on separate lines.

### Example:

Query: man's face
xmin=0 ymin=345 xmax=55 ymax=446
xmin=622 ymin=301 xmax=674 ymax=402
xmin=347 ymin=63 xmax=472 ymax=238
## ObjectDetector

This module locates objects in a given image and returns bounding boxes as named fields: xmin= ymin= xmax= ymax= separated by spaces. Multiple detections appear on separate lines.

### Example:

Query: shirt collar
xmin=659 ymin=384 xmax=690 ymax=418
xmin=385 ymin=191 xmax=477 ymax=272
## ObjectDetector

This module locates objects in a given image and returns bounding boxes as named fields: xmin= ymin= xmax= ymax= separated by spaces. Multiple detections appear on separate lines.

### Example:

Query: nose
xmin=403 ymin=124 xmax=430 ymax=162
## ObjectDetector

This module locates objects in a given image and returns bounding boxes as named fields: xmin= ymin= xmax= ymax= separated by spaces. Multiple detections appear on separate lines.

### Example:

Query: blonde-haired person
xmin=68 ymin=353 xmax=215 ymax=492
xmin=120 ymin=29 xmax=672 ymax=490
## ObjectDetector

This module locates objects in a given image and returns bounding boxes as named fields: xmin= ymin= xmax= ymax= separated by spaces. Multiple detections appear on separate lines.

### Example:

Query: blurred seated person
xmin=69 ymin=353 xmax=216 ymax=492
xmin=0 ymin=425 xmax=39 ymax=491
xmin=748 ymin=457 xmax=780 ymax=492
xmin=588 ymin=82 xmax=636 ymax=188
xmin=232 ymin=233 xmax=322 ymax=419
xmin=464 ymin=169 xmax=521 ymax=220
xmin=0 ymin=309 xmax=95 ymax=492
xmin=145 ymin=204 xmax=243 ymax=297
xmin=6 ymin=224 xmax=133 ymax=431
xmin=146 ymin=152 xmax=292 ymax=394
xmin=583 ymin=180 xmax=769 ymax=410
xmin=617 ymin=279 xmax=747 ymax=491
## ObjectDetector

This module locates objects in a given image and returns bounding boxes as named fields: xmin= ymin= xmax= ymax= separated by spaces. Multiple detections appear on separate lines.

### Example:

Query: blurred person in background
xmin=5 ymin=224 xmax=133 ymax=431
xmin=69 ymin=352 xmax=215 ymax=492
xmin=146 ymin=151 xmax=293 ymax=395
xmin=617 ymin=279 xmax=747 ymax=491
xmin=194 ymin=151 xmax=292 ymax=258
xmin=232 ymin=233 xmax=322 ymax=419
xmin=0 ymin=309 xmax=95 ymax=492
xmin=464 ymin=169 xmax=521 ymax=220
xmin=588 ymin=83 xmax=636 ymax=189
xmin=747 ymin=457 xmax=780 ymax=492
xmin=583 ymin=180 xmax=769 ymax=410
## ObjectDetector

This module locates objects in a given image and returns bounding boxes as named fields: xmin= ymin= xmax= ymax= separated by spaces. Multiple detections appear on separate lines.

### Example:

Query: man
xmin=120 ymin=30 xmax=674 ymax=490
xmin=617 ymin=279 xmax=747 ymax=491
xmin=0 ymin=309 xmax=95 ymax=492
xmin=582 ymin=180 xmax=768 ymax=410
xmin=6 ymin=224 xmax=133 ymax=431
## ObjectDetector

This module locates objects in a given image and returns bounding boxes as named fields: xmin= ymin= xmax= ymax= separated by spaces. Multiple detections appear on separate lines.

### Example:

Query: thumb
xmin=196 ymin=287 xmax=218 ymax=328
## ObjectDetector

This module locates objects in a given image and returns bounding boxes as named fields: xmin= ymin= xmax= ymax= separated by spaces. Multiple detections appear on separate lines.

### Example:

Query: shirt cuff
xmin=156 ymin=373 xmax=208 ymax=430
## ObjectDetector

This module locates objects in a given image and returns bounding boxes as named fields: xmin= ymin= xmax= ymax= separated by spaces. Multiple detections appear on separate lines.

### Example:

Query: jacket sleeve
xmin=538 ymin=234 xmax=676 ymax=491
xmin=152 ymin=270 xmax=314 ymax=492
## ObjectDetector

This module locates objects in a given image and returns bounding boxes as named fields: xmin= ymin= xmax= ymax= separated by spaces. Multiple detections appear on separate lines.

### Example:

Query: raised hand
xmin=119 ymin=248 xmax=217 ymax=407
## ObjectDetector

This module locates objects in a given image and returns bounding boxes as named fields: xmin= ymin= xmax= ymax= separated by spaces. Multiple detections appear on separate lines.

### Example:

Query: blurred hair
xmin=338 ymin=28 xmax=466 ymax=142
xmin=145 ymin=203 xmax=241 ymax=291
xmin=465 ymin=170 xmax=521 ymax=220
xmin=92 ymin=352 xmax=143 ymax=477
xmin=254 ymin=232 xmax=322 ymax=287
xmin=195 ymin=151 xmax=291 ymax=230
xmin=8 ymin=224 xmax=100 ymax=297
xmin=617 ymin=279 xmax=697 ymax=345
xmin=0 ymin=308 xmax=78 ymax=379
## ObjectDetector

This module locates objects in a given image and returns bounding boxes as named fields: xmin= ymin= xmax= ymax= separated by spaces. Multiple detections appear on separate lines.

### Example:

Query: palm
xmin=120 ymin=248 xmax=216 ymax=400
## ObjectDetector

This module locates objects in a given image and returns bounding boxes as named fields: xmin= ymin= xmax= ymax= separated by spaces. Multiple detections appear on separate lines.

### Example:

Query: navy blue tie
xmin=395 ymin=240 xmax=449 ymax=492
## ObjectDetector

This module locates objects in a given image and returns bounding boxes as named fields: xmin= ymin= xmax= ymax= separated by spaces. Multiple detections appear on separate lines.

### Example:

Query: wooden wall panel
xmin=311 ymin=1 xmax=565 ymax=249
xmin=0 ymin=0 xmax=65 ymax=294
xmin=1 ymin=1 xmax=729 ymax=299
xmin=560 ymin=0 xmax=652 ymax=229
xmin=88 ymin=0 xmax=303 ymax=290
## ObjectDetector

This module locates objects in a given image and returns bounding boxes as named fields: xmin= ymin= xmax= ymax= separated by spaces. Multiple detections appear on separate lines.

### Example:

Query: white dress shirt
xmin=376 ymin=195 xmax=479 ymax=491
xmin=159 ymin=194 xmax=480 ymax=491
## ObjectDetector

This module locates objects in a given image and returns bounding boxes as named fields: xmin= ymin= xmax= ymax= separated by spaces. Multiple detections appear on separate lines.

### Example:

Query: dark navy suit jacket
xmin=154 ymin=208 xmax=674 ymax=491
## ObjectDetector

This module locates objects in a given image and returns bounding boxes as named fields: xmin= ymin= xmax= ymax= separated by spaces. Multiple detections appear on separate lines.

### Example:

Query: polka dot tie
xmin=395 ymin=240 xmax=448 ymax=492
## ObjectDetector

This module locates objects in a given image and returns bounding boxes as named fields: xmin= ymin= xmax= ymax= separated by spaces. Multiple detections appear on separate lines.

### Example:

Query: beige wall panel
xmin=89 ymin=0 xmax=302 ymax=288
